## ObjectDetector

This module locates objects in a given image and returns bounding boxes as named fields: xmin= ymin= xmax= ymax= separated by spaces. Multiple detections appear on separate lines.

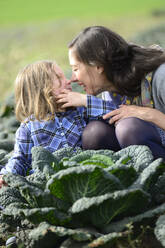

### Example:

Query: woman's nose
xmin=67 ymin=73 xmax=78 ymax=84
xmin=71 ymin=73 xmax=77 ymax=82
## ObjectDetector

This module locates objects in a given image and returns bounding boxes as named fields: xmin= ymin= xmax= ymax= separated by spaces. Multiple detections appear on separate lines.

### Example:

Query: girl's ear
xmin=96 ymin=66 xmax=104 ymax=74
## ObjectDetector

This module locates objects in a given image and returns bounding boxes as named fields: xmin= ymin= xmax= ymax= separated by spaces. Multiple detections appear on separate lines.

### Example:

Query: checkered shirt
xmin=0 ymin=95 xmax=115 ymax=176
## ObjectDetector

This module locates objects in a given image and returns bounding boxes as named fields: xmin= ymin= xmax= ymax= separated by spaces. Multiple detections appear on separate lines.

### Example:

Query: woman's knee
xmin=82 ymin=121 xmax=103 ymax=137
xmin=82 ymin=120 xmax=120 ymax=150
xmin=82 ymin=120 xmax=112 ymax=147
xmin=115 ymin=117 xmax=141 ymax=137
xmin=115 ymin=117 xmax=161 ymax=147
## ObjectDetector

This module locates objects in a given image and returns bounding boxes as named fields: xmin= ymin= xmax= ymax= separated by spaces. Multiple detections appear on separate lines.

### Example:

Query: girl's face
xmin=52 ymin=64 xmax=72 ymax=96
xmin=68 ymin=48 xmax=117 ymax=95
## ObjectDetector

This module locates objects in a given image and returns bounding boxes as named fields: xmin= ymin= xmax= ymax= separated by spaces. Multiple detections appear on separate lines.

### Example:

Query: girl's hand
xmin=56 ymin=90 xmax=87 ymax=108
xmin=0 ymin=175 xmax=8 ymax=189
xmin=103 ymin=105 xmax=153 ymax=124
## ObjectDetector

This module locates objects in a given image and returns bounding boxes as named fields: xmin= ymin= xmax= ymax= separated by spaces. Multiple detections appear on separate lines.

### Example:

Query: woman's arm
xmin=103 ymin=63 xmax=165 ymax=129
xmin=103 ymin=104 xmax=165 ymax=130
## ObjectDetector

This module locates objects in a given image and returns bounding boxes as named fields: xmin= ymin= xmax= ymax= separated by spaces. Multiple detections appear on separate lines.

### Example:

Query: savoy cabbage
xmin=0 ymin=145 xmax=165 ymax=247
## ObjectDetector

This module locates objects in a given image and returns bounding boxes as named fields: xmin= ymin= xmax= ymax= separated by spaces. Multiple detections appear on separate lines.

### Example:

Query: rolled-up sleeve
xmin=86 ymin=95 xmax=116 ymax=119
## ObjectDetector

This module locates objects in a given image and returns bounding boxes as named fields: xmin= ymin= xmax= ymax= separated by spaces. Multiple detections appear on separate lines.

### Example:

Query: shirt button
xmin=61 ymin=132 xmax=64 ymax=136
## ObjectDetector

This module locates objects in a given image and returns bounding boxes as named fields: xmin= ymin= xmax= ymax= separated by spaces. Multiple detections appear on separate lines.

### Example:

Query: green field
xmin=0 ymin=0 xmax=165 ymax=101
xmin=0 ymin=0 xmax=165 ymax=26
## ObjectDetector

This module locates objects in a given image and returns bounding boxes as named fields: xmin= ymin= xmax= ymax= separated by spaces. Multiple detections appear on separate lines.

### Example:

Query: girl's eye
xmin=73 ymin=68 xmax=78 ymax=72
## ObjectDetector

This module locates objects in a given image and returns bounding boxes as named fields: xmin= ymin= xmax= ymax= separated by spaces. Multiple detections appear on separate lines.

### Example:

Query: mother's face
xmin=68 ymin=48 xmax=113 ymax=96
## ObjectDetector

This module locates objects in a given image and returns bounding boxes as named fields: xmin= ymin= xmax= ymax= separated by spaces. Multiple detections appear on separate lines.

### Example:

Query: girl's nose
xmin=66 ymin=79 xmax=72 ymax=90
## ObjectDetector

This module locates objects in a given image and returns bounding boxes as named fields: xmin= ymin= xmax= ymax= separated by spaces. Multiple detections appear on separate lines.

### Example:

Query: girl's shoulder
xmin=20 ymin=116 xmax=49 ymax=130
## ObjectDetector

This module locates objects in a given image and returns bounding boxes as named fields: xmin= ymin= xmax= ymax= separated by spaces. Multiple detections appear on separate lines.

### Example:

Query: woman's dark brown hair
xmin=68 ymin=26 xmax=165 ymax=96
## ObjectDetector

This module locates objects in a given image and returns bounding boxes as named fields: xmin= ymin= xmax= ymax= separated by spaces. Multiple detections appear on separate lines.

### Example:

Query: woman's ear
xmin=96 ymin=66 xmax=104 ymax=74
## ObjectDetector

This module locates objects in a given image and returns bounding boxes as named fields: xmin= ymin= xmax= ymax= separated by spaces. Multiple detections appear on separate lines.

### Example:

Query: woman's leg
xmin=82 ymin=120 xmax=120 ymax=151
xmin=115 ymin=117 xmax=165 ymax=159
xmin=82 ymin=118 xmax=165 ymax=159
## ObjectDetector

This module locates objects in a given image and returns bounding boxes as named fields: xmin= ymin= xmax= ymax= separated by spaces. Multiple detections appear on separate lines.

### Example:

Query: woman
xmin=67 ymin=25 xmax=165 ymax=159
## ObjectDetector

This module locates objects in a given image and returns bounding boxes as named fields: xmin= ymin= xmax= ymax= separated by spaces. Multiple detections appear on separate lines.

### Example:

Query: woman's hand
xmin=56 ymin=89 xmax=87 ymax=108
xmin=0 ymin=175 xmax=7 ymax=189
xmin=103 ymin=105 xmax=154 ymax=125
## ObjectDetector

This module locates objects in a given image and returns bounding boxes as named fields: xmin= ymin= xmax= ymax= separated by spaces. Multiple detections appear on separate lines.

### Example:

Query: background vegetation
xmin=0 ymin=0 xmax=165 ymax=101
xmin=0 ymin=1 xmax=165 ymax=247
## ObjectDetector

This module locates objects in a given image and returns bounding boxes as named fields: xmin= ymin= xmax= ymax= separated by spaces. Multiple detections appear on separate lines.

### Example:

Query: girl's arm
xmin=56 ymin=90 xmax=87 ymax=107
xmin=56 ymin=90 xmax=116 ymax=118
xmin=85 ymin=95 xmax=116 ymax=119
xmin=0 ymin=123 xmax=34 ymax=176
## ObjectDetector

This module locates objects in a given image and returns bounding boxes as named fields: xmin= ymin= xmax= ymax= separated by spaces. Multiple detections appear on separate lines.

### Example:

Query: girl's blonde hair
xmin=15 ymin=60 xmax=59 ymax=122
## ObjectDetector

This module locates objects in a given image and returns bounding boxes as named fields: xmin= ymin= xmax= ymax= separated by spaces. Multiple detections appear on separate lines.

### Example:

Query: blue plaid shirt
xmin=0 ymin=95 xmax=115 ymax=176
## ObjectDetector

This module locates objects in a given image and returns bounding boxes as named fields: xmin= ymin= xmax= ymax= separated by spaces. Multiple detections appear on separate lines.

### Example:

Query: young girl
xmin=0 ymin=60 xmax=116 ymax=187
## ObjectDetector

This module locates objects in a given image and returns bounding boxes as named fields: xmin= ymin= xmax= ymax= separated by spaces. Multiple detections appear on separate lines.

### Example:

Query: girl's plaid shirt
xmin=0 ymin=95 xmax=115 ymax=176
